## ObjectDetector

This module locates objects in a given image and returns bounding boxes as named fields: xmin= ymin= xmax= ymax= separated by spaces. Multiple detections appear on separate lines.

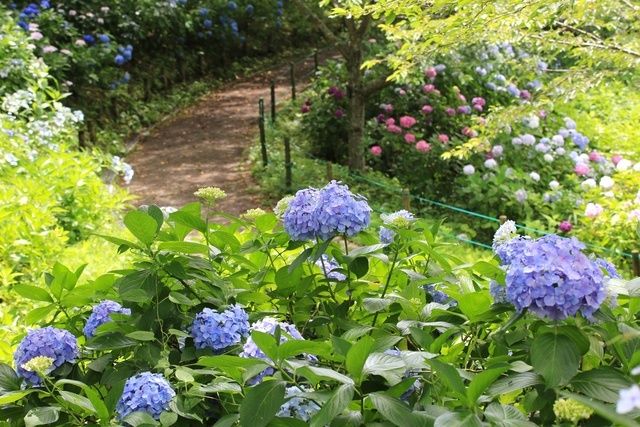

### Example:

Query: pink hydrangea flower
xmin=404 ymin=133 xmax=416 ymax=144
xmin=425 ymin=67 xmax=437 ymax=79
xmin=415 ymin=140 xmax=431 ymax=152
xmin=399 ymin=116 xmax=417 ymax=128
xmin=584 ymin=203 xmax=603 ymax=218
xmin=612 ymin=154 xmax=623 ymax=165
xmin=334 ymin=108 xmax=345 ymax=119
xmin=385 ymin=118 xmax=395 ymax=126
xmin=422 ymin=84 xmax=436 ymax=94
xmin=30 ymin=32 xmax=43 ymax=40
xmin=42 ymin=45 xmax=58 ymax=54
xmin=558 ymin=221 xmax=572 ymax=233
xmin=574 ymin=163 xmax=590 ymax=176
xmin=370 ymin=145 xmax=382 ymax=156
xmin=445 ymin=107 xmax=456 ymax=117
xmin=457 ymin=93 xmax=467 ymax=102
xmin=589 ymin=151 xmax=602 ymax=162
xmin=472 ymin=97 xmax=486 ymax=107
xmin=520 ymin=90 xmax=531 ymax=100
xmin=462 ymin=127 xmax=477 ymax=138
xmin=387 ymin=124 xmax=402 ymax=134
xmin=421 ymin=105 xmax=433 ymax=114
xmin=473 ymin=104 xmax=484 ymax=112
xmin=438 ymin=134 xmax=449 ymax=143
xmin=301 ymin=104 xmax=310 ymax=113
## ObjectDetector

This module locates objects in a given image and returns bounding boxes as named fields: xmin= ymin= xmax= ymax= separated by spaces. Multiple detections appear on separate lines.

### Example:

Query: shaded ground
xmin=127 ymin=52 xmax=327 ymax=215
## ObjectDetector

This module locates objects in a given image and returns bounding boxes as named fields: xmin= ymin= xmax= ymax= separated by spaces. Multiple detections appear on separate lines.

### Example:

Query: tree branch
xmin=290 ymin=0 xmax=348 ymax=57
xmin=364 ymin=75 xmax=392 ymax=97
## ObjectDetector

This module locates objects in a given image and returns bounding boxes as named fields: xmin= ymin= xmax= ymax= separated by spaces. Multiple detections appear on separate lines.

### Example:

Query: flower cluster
xmin=116 ymin=372 xmax=176 ymax=420
xmin=191 ymin=305 xmax=250 ymax=351
xmin=494 ymin=230 xmax=606 ymax=320
xmin=617 ymin=385 xmax=640 ymax=414
xmin=84 ymin=300 xmax=132 ymax=338
xmin=424 ymin=285 xmax=457 ymax=306
xmin=315 ymin=254 xmax=346 ymax=281
xmin=277 ymin=386 xmax=321 ymax=421
xmin=14 ymin=327 xmax=78 ymax=385
xmin=283 ymin=181 xmax=371 ymax=241
xmin=194 ymin=186 xmax=227 ymax=204
xmin=553 ymin=398 xmax=594 ymax=423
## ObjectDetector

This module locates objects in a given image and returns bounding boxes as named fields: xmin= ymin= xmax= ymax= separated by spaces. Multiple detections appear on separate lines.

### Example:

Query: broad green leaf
xmin=160 ymin=411 xmax=178 ymax=426
xmin=486 ymin=372 xmax=542 ymax=397
xmin=158 ymin=241 xmax=208 ymax=254
xmin=310 ymin=384 xmax=354 ymax=427
xmin=369 ymin=393 xmax=426 ymax=427
xmin=277 ymin=340 xmax=330 ymax=360
xmin=123 ymin=411 xmax=159 ymax=426
xmin=454 ymin=291 xmax=492 ymax=321
xmin=434 ymin=411 xmax=484 ymax=427
xmin=531 ymin=332 xmax=581 ymax=387
xmin=146 ymin=205 xmax=165 ymax=231
xmin=570 ymin=368 xmax=633 ymax=403
xmin=0 ymin=363 xmax=22 ymax=392
xmin=484 ymin=403 xmax=537 ymax=427
xmin=58 ymin=391 xmax=96 ymax=414
xmin=85 ymin=387 xmax=110 ymax=422
xmin=362 ymin=298 xmax=393 ymax=313
xmin=238 ymin=380 xmax=285 ymax=427
xmin=24 ymin=407 xmax=60 ymax=427
xmin=466 ymin=365 xmax=510 ymax=406
xmin=126 ymin=331 xmax=156 ymax=341
xmin=24 ymin=304 xmax=56 ymax=325
xmin=427 ymin=358 xmax=466 ymax=399
xmin=288 ymin=248 xmax=313 ymax=273
xmin=168 ymin=292 xmax=196 ymax=306
xmin=362 ymin=353 xmax=406 ymax=385
xmin=0 ymin=390 xmax=35 ymax=405
xmin=251 ymin=331 xmax=279 ymax=362
xmin=13 ymin=285 xmax=52 ymax=302
xmin=213 ymin=414 xmax=239 ymax=427
xmin=345 ymin=336 xmax=375 ymax=382
xmin=295 ymin=365 xmax=355 ymax=385
xmin=124 ymin=210 xmax=158 ymax=245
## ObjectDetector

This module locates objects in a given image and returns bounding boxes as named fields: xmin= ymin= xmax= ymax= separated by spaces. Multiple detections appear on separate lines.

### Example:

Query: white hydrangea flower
xmin=493 ymin=220 xmax=517 ymax=248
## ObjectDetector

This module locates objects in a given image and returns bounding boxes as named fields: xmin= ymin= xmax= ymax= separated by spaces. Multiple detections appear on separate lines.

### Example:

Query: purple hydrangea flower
xmin=277 ymin=386 xmax=321 ymax=421
xmin=84 ymin=300 xmax=131 ymax=338
xmin=14 ymin=327 xmax=78 ymax=385
xmin=424 ymin=285 xmax=457 ymax=306
xmin=490 ymin=281 xmax=508 ymax=304
xmin=240 ymin=317 xmax=306 ymax=383
xmin=116 ymin=372 xmax=175 ymax=420
xmin=315 ymin=255 xmax=346 ymax=281
xmin=496 ymin=234 xmax=606 ymax=320
xmin=594 ymin=258 xmax=620 ymax=279
xmin=379 ymin=227 xmax=395 ymax=244
xmin=283 ymin=182 xmax=371 ymax=241
xmin=191 ymin=305 xmax=250 ymax=351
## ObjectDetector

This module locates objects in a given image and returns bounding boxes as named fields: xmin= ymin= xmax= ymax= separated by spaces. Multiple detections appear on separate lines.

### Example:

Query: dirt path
xmin=126 ymin=52 xmax=325 ymax=215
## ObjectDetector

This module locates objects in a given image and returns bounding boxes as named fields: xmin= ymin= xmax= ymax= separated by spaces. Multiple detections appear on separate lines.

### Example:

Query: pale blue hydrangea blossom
xmin=14 ymin=327 xmax=78 ymax=385
xmin=616 ymin=385 xmax=640 ymax=414
xmin=277 ymin=386 xmax=321 ymax=421
xmin=315 ymin=255 xmax=346 ymax=281
xmin=84 ymin=300 xmax=131 ymax=338
xmin=191 ymin=305 xmax=250 ymax=351
xmin=116 ymin=372 xmax=175 ymax=420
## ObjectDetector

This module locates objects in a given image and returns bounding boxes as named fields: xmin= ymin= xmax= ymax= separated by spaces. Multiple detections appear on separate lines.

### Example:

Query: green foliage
xmin=1 ymin=199 xmax=638 ymax=425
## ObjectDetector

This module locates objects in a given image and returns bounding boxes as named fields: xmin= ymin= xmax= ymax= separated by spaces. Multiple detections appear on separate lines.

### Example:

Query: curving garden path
xmin=126 ymin=52 xmax=325 ymax=215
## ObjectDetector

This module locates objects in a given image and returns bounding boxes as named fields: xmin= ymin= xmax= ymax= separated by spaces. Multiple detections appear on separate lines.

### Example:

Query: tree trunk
xmin=346 ymin=50 xmax=365 ymax=171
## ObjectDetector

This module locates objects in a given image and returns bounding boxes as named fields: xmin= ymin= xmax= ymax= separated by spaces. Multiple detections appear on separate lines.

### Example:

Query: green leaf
xmin=0 ymin=390 xmax=35 ymax=405
xmin=362 ymin=298 xmax=393 ymax=313
xmin=0 ymin=363 xmax=22 ymax=392
xmin=13 ymin=285 xmax=52 ymax=302
xmin=123 ymin=411 xmax=159 ymax=426
xmin=570 ymin=367 xmax=633 ymax=403
xmin=50 ymin=263 xmax=77 ymax=296
xmin=434 ymin=411 xmax=484 ymax=427
xmin=198 ymin=355 xmax=268 ymax=370
xmin=24 ymin=407 xmax=60 ymax=427
xmin=213 ymin=414 xmax=240 ymax=427
xmin=158 ymin=241 xmax=209 ymax=254
xmin=345 ymin=336 xmax=375 ymax=383
xmin=349 ymin=257 xmax=369 ymax=278
xmin=85 ymin=387 xmax=110 ymax=422
xmin=251 ymin=331 xmax=279 ymax=362
xmin=531 ymin=331 xmax=581 ymax=387
xmin=484 ymin=403 xmax=537 ymax=427
xmin=347 ymin=244 xmax=386 ymax=258
xmin=146 ymin=205 xmax=165 ymax=231
xmin=277 ymin=340 xmax=330 ymax=360
xmin=58 ymin=390 xmax=97 ymax=414
xmin=126 ymin=331 xmax=156 ymax=341
xmin=124 ymin=210 xmax=158 ymax=245
xmin=295 ymin=366 xmax=354 ymax=385
xmin=427 ymin=358 xmax=466 ymax=399
xmin=454 ymin=291 xmax=492 ymax=321
xmin=486 ymin=372 xmax=542 ymax=397
xmin=24 ymin=304 xmax=56 ymax=325
xmin=160 ymin=411 xmax=178 ymax=426
xmin=369 ymin=393 xmax=426 ymax=427
xmin=310 ymin=384 xmax=354 ymax=427
xmin=362 ymin=353 xmax=406 ymax=384
xmin=466 ymin=365 xmax=510 ymax=406
xmin=168 ymin=292 xmax=196 ymax=306
xmin=238 ymin=380 xmax=285 ymax=427
xmin=288 ymin=248 xmax=313 ymax=273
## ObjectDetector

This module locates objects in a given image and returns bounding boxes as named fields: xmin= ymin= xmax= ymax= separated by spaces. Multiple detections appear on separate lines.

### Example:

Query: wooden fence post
xmin=258 ymin=98 xmax=268 ymax=166
xmin=326 ymin=162 xmax=333 ymax=182
xmin=289 ymin=63 xmax=296 ymax=101
xmin=633 ymin=250 xmax=640 ymax=277
xmin=402 ymin=188 xmax=411 ymax=211
xmin=314 ymin=50 xmax=319 ymax=73
xmin=284 ymin=137 xmax=292 ymax=192
xmin=270 ymin=80 xmax=276 ymax=123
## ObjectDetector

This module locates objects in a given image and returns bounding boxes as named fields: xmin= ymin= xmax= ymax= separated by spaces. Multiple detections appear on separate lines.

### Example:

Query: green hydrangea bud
xmin=242 ymin=208 xmax=266 ymax=221
xmin=21 ymin=356 xmax=54 ymax=374
xmin=274 ymin=195 xmax=294 ymax=218
xmin=553 ymin=398 xmax=593 ymax=424
xmin=194 ymin=187 xmax=226 ymax=204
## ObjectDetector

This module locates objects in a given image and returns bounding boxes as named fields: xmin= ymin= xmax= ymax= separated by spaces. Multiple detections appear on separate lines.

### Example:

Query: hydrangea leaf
xmin=531 ymin=332 xmax=581 ymax=387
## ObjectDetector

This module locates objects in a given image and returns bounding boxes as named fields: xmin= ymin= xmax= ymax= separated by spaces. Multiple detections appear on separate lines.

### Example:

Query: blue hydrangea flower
xmin=490 ymin=281 xmax=508 ymax=304
xmin=283 ymin=181 xmax=371 ymax=241
xmin=424 ymin=285 xmax=457 ymax=306
xmin=191 ymin=305 xmax=249 ymax=351
xmin=594 ymin=258 xmax=620 ymax=279
xmin=228 ymin=1 xmax=238 ymax=11
xmin=14 ymin=327 xmax=78 ymax=385
xmin=315 ymin=255 xmax=346 ymax=281
xmin=379 ymin=227 xmax=395 ymax=244
xmin=506 ymin=84 xmax=520 ymax=97
xmin=245 ymin=4 xmax=254 ymax=14
xmin=277 ymin=386 xmax=321 ymax=421
xmin=98 ymin=34 xmax=109 ymax=43
xmin=115 ymin=54 xmax=125 ymax=65
xmin=84 ymin=300 xmax=131 ymax=338
xmin=203 ymin=19 xmax=213 ymax=29
xmin=497 ymin=234 xmax=606 ymax=320
xmin=116 ymin=372 xmax=175 ymax=420
xmin=82 ymin=34 xmax=95 ymax=45
xmin=240 ymin=317 xmax=306 ymax=383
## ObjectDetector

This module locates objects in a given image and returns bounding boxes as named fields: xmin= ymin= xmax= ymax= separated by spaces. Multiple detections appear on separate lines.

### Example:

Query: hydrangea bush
xmin=1 ymin=183 xmax=638 ymax=425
